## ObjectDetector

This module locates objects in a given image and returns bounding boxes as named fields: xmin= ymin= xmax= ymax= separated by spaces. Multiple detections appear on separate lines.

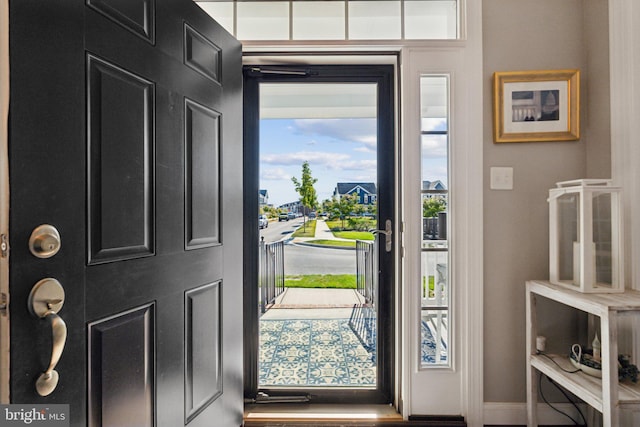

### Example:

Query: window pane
xmin=421 ymin=134 xmax=447 ymax=184
xmin=420 ymin=75 xmax=449 ymax=368
xmin=349 ymin=1 xmax=401 ymax=40
xmin=237 ymin=2 xmax=289 ymax=40
xmin=293 ymin=1 xmax=345 ymax=40
xmin=405 ymin=0 xmax=457 ymax=40
xmin=420 ymin=75 xmax=448 ymax=124
xmin=422 ymin=193 xmax=447 ymax=244
xmin=195 ymin=2 xmax=235 ymax=36
xmin=421 ymin=309 xmax=448 ymax=365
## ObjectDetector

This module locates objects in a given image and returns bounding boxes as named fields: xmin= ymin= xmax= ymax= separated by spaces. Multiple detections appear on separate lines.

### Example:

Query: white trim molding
xmin=610 ymin=0 xmax=640 ymax=291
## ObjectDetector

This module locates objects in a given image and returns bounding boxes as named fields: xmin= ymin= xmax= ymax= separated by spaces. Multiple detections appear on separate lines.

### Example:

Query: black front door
xmin=8 ymin=1 xmax=243 ymax=425
xmin=243 ymin=65 xmax=395 ymax=404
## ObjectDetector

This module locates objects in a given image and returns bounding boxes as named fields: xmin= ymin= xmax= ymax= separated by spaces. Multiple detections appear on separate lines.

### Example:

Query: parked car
xmin=258 ymin=215 xmax=268 ymax=229
xmin=287 ymin=212 xmax=296 ymax=220
xmin=278 ymin=212 xmax=289 ymax=221
xmin=308 ymin=212 xmax=316 ymax=219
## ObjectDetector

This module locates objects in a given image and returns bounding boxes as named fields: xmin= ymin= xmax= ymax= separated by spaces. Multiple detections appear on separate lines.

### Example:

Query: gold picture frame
xmin=493 ymin=69 xmax=580 ymax=143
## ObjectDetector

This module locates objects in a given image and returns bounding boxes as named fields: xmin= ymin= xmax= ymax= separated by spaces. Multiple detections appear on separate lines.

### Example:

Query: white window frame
xmin=196 ymin=0 xmax=463 ymax=42
xmin=400 ymin=40 xmax=482 ymax=423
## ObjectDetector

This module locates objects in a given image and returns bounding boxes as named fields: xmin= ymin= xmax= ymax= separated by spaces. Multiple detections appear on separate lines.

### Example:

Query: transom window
xmin=195 ymin=0 xmax=459 ymax=41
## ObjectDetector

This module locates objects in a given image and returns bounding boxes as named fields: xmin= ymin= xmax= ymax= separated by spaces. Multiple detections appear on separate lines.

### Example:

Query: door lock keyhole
xmin=28 ymin=225 xmax=61 ymax=259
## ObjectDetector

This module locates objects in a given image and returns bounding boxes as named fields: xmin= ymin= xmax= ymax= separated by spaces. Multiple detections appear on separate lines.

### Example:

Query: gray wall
xmin=482 ymin=0 xmax=610 ymax=403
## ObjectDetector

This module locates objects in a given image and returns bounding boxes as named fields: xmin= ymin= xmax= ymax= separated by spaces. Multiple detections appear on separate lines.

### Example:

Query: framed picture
xmin=493 ymin=69 xmax=580 ymax=143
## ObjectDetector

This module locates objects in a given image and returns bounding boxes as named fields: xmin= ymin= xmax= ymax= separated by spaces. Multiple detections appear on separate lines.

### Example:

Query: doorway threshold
xmin=244 ymin=403 xmax=403 ymax=424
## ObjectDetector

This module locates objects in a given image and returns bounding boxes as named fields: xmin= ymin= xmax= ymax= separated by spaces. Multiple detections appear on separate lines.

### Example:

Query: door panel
xmin=184 ymin=282 xmax=222 ymax=423
xmin=87 ymin=54 xmax=156 ymax=264
xmin=9 ymin=1 xmax=242 ymax=426
xmin=86 ymin=0 xmax=155 ymax=42
xmin=88 ymin=304 xmax=155 ymax=427
xmin=185 ymin=98 xmax=221 ymax=249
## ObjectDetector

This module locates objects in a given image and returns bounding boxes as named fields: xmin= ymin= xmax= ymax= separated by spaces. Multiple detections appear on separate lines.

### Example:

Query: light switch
xmin=490 ymin=167 xmax=513 ymax=190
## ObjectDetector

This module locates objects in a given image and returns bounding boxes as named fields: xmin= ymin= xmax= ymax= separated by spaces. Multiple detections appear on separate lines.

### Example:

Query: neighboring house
xmin=279 ymin=200 xmax=302 ymax=213
xmin=258 ymin=189 xmax=269 ymax=207
xmin=422 ymin=180 xmax=446 ymax=192
xmin=333 ymin=182 xmax=377 ymax=205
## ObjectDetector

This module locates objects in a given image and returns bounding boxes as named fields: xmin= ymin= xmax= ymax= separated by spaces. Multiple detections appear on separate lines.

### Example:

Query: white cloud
xmin=293 ymin=118 xmax=377 ymax=149
xmin=261 ymin=167 xmax=291 ymax=181
xmin=327 ymin=159 xmax=377 ymax=172
xmin=354 ymin=146 xmax=375 ymax=154
xmin=421 ymin=136 xmax=447 ymax=158
xmin=261 ymin=151 xmax=350 ymax=166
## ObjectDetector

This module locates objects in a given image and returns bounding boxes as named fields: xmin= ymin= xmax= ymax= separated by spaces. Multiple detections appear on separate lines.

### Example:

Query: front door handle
xmin=28 ymin=278 xmax=67 ymax=397
xmin=370 ymin=219 xmax=392 ymax=252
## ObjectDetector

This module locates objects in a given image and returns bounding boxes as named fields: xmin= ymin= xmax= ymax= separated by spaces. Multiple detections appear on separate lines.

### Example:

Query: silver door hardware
xmin=28 ymin=278 xmax=67 ymax=397
xmin=370 ymin=219 xmax=392 ymax=253
xmin=0 ymin=292 xmax=6 ymax=315
xmin=28 ymin=224 xmax=61 ymax=258
xmin=1 ymin=234 xmax=8 ymax=258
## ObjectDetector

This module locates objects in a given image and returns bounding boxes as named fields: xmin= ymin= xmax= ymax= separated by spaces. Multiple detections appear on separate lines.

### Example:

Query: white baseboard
xmin=483 ymin=402 xmax=588 ymax=425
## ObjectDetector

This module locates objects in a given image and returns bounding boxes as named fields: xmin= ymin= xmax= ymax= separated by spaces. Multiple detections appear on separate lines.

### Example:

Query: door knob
xmin=28 ymin=224 xmax=61 ymax=259
xmin=370 ymin=219 xmax=392 ymax=253
xmin=28 ymin=278 xmax=67 ymax=397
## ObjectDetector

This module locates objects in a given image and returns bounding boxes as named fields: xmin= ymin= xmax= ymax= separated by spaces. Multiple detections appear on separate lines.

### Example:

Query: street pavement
xmin=285 ymin=218 xmax=357 ymax=275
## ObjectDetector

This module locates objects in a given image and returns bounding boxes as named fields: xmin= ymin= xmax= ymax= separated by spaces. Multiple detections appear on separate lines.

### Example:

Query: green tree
xmin=366 ymin=201 xmax=377 ymax=218
xmin=423 ymin=196 xmax=447 ymax=218
xmin=353 ymin=202 xmax=365 ymax=216
xmin=291 ymin=161 xmax=318 ymax=230
xmin=333 ymin=193 xmax=358 ymax=229
xmin=321 ymin=199 xmax=333 ymax=215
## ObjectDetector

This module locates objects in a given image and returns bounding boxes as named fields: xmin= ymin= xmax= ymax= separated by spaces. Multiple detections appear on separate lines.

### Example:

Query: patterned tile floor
xmin=259 ymin=317 xmax=447 ymax=387
xmin=260 ymin=318 xmax=376 ymax=387
xmin=421 ymin=320 xmax=448 ymax=364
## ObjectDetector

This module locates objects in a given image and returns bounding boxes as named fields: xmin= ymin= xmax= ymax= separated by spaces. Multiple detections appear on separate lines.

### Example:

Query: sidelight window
xmin=420 ymin=75 xmax=449 ymax=367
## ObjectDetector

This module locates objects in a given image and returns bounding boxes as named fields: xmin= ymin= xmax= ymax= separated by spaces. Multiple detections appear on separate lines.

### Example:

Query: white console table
xmin=526 ymin=280 xmax=640 ymax=427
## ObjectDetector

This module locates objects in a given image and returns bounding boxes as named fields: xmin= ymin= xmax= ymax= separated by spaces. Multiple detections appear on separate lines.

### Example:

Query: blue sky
xmin=260 ymin=117 xmax=449 ymax=207
xmin=260 ymin=118 xmax=378 ymax=207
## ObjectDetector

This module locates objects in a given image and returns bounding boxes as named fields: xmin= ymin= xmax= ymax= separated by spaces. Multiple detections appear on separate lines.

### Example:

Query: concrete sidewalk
xmin=261 ymin=288 xmax=366 ymax=320
xmin=274 ymin=287 xmax=364 ymax=306
xmin=291 ymin=219 xmax=352 ymax=245
xmin=313 ymin=219 xmax=336 ymax=239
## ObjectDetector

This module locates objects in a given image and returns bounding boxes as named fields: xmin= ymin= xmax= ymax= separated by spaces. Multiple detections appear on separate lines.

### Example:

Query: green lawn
xmin=326 ymin=218 xmax=376 ymax=232
xmin=325 ymin=219 xmax=343 ymax=230
xmin=305 ymin=239 xmax=356 ymax=248
xmin=291 ymin=220 xmax=316 ymax=238
xmin=333 ymin=230 xmax=374 ymax=240
xmin=285 ymin=274 xmax=356 ymax=289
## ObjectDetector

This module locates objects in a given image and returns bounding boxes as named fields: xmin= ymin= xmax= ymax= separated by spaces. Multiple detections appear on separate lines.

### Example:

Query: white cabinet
xmin=526 ymin=280 xmax=640 ymax=427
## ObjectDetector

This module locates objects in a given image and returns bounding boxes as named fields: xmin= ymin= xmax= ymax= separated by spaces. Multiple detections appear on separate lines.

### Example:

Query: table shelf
xmin=526 ymin=280 xmax=640 ymax=427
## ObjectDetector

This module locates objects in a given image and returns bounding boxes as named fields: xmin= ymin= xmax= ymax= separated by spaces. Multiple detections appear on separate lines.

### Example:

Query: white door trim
xmin=610 ymin=0 xmax=640 ymax=291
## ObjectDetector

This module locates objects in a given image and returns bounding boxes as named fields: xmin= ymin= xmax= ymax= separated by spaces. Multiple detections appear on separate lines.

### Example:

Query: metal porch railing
xmin=355 ymin=240 xmax=375 ymax=304
xmin=260 ymin=238 xmax=285 ymax=315
xmin=350 ymin=240 xmax=377 ymax=353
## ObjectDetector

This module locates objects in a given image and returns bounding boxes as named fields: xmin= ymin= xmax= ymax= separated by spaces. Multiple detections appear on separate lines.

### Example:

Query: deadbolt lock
xmin=29 ymin=224 xmax=61 ymax=259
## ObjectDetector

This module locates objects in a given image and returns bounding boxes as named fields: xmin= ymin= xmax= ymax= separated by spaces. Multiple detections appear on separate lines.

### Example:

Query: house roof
xmin=422 ymin=180 xmax=446 ymax=191
xmin=259 ymin=189 xmax=268 ymax=197
xmin=335 ymin=182 xmax=377 ymax=195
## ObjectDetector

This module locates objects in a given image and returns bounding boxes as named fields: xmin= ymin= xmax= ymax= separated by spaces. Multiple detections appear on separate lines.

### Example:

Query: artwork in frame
xmin=493 ymin=69 xmax=580 ymax=143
